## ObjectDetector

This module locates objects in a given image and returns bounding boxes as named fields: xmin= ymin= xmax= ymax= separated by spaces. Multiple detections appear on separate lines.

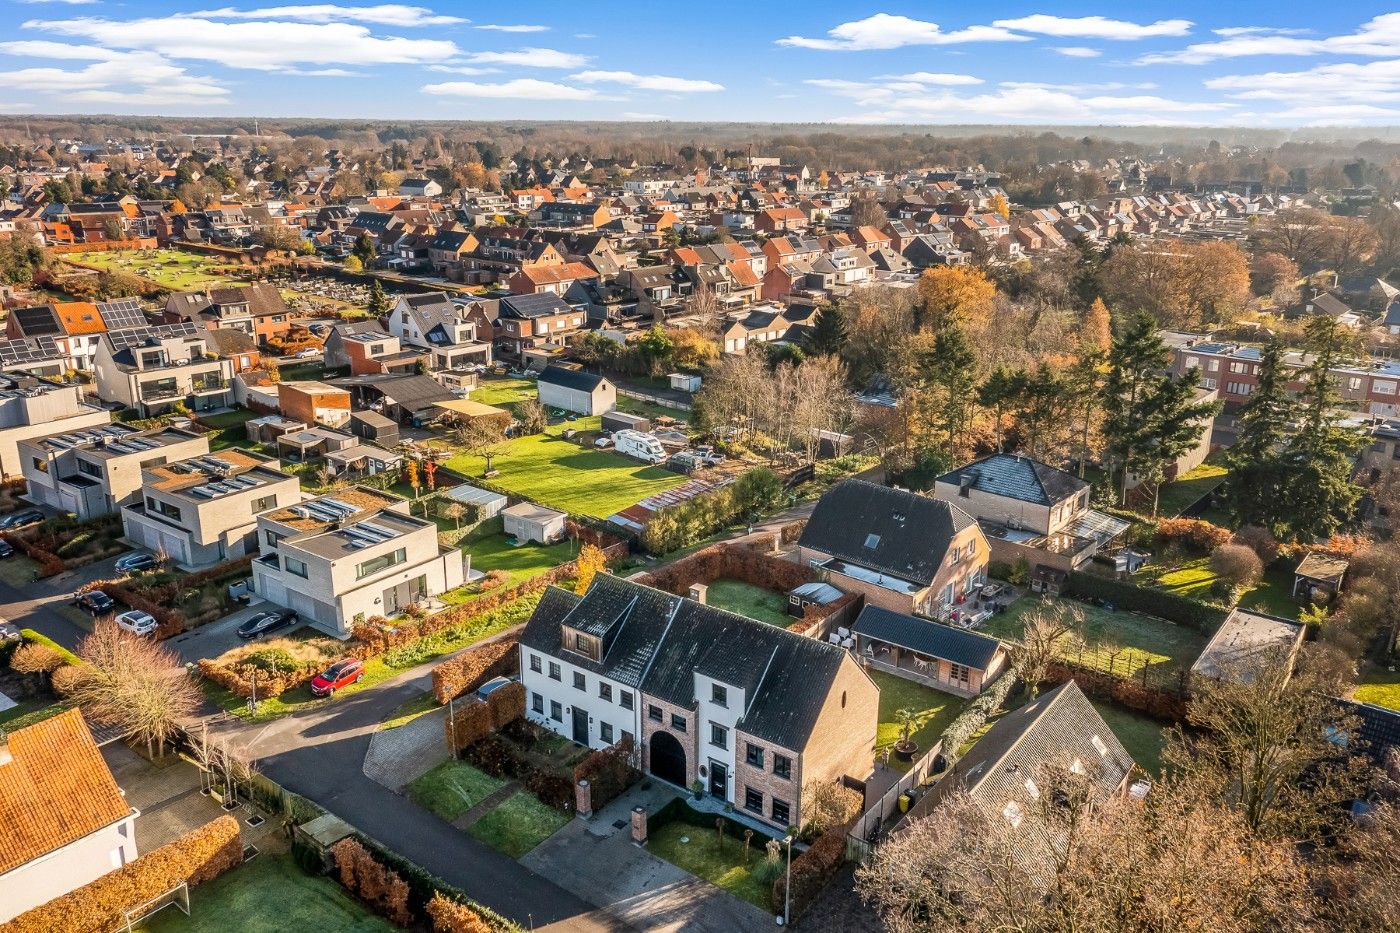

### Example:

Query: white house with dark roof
xmin=536 ymin=365 xmax=616 ymax=415
xmin=387 ymin=292 xmax=492 ymax=372
xmin=519 ymin=575 xmax=878 ymax=831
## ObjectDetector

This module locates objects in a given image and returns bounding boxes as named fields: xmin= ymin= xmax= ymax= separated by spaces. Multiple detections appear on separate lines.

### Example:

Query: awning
xmin=432 ymin=399 xmax=511 ymax=418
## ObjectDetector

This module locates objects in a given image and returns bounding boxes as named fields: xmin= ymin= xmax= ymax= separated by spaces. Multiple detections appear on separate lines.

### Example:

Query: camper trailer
xmin=613 ymin=429 xmax=666 ymax=464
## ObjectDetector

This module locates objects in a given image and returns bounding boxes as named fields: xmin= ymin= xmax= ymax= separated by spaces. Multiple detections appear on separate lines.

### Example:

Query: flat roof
xmin=265 ymin=487 xmax=404 ymax=533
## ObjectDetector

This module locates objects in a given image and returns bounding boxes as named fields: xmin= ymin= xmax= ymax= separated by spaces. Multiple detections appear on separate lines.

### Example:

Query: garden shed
xmin=502 ymin=501 xmax=567 ymax=545
xmin=445 ymin=483 xmax=509 ymax=520
xmin=1292 ymin=553 xmax=1348 ymax=605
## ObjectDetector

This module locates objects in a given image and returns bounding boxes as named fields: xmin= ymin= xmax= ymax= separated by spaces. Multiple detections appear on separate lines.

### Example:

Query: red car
xmin=310 ymin=658 xmax=364 ymax=697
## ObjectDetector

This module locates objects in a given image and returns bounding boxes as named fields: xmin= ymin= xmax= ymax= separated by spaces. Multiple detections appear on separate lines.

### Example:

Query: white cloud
xmin=826 ymin=84 xmax=1234 ymax=125
xmin=1140 ymin=13 xmax=1400 ymax=64
xmin=464 ymin=48 xmax=588 ymax=68
xmin=0 ymin=40 xmax=123 ymax=60
xmin=474 ymin=24 xmax=549 ymax=33
xmin=570 ymin=70 xmax=723 ymax=92
xmin=0 ymin=48 xmax=228 ymax=105
xmin=425 ymin=64 xmax=499 ymax=75
xmin=878 ymin=71 xmax=983 ymax=85
xmin=188 ymin=5 xmax=464 ymax=26
xmin=421 ymin=78 xmax=598 ymax=99
xmin=778 ymin=13 xmax=1028 ymax=51
xmin=1002 ymin=80 xmax=1159 ymax=92
xmin=1053 ymin=47 xmax=1101 ymax=58
xmin=991 ymin=14 xmax=1191 ymax=39
xmin=21 ymin=15 xmax=460 ymax=70
xmin=1207 ymin=59 xmax=1400 ymax=105
xmin=1212 ymin=26 xmax=1311 ymax=37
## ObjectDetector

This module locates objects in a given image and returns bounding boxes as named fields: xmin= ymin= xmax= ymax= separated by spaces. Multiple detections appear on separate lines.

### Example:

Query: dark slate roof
xmin=9 ymin=304 xmax=62 ymax=338
xmin=499 ymin=293 xmax=572 ymax=320
xmin=937 ymin=454 xmax=1088 ymax=507
xmin=332 ymin=373 xmax=454 ymax=411
xmin=1337 ymin=698 xmax=1400 ymax=764
xmin=799 ymin=479 xmax=976 ymax=586
xmin=853 ymin=605 xmax=1003 ymax=670
xmin=520 ymin=576 xmax=856 ymax=751
xmin=538 ymin=365 xmax=606 ymax=393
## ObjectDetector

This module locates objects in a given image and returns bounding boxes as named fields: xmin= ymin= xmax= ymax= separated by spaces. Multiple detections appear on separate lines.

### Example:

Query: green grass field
xmin=872 ymin=670 xmax=968 ymax=769
xmin=1134 ymin=557 xmax=1299 ymax=620
xmin=139 ymin=854 xmax=392 ymax=933
xmin=443 ymin=423 xmax=686 ymax=518
xmin=409 ymin=760 xmax=507 ymax=822
xmin=646 ymin=820 xmax=774 ymax=911
xmin=467 ymin=791 xmax=570 ymax=858
xmin=1090 ymin=700 xmax=1168 ymax=777
xmin=1354 ymin=667 xmax=1400 ymax=711
xmin=472 ymin=377 xmax=537 ymax=412
xmin=461 ymin=526 xmax=578 ymax=589
xmin=198 ymin=409 xmax=259 ymax=451
xmin=76 ymin=249 xmax=249 ymax=291
xmin=1153 ymin=459 xmax=1230 ymax=517
xmin=704 ymin=579 xmax=791 ymax=627
xmin=981 ymin=595 xmax=1207 ymax=679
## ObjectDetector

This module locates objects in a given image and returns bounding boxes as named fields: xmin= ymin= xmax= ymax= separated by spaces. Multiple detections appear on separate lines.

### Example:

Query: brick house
xmin=798 ymin=479 xmax=989 ymax=617
xmin=519 ymin=575 xmax=878 ymax=831
xmin=495 ymin=293 xmax=588 ymax=357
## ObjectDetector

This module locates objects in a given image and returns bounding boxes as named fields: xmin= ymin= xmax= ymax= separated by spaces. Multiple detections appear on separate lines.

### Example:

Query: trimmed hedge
xmin=347 ymin=833 xmax=520 ymax=933
xmin=772 ymin=823 xmax=848 ymax=919
xmin=573 ymin=735 xmax=640 ymax=812
xmin=19 ymin=629 xmax=81 ymax=667
xmin=431 ymin=637 xmax=518 ymax=704
xmin=0 ymin=815 xmax=241 ymax=933
xmin=1066 ymin=571 xmax=1228 ymax=634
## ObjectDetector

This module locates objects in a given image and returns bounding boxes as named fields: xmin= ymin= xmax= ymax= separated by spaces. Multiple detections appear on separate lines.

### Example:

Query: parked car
xmin=693 ymin=446 xmax=726 ymax=466
xmin=291 ymin=348 xmax=321 ymax=359
xmin=115 ymin=610 xmax=158 ymax=636
xmin=0 ymin=540 xmax=13 ymax=559
xmin=236 ymin=608 xmax=298 ymax=640
xmin=0 ymin=509 xmax=44 ymax=531
xmin=115 ymin=551 xmax=158 ymax=574
xmin=310 ymin=658 xmax=365 ymax=696
xmin=593 ymin=436 xmax=614 ymax=449
xmin=75 ymin=590 xmax=117 ymax=615
xmin=0 ymin=621 xmax=21 ymax=642
xmin=475 ymin=675 xmax=519 ymax=702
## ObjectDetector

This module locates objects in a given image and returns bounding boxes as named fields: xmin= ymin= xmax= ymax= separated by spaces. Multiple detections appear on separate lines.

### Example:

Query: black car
xmin=76 ymin=590 xmax=117 ymax=615
xmin=236 ymin=608 xmax=298 ymax=640
xmin=0 ymin=540 xmax=13 ymax=559
xmin=0 ymin=509 xmax=44 ymax=531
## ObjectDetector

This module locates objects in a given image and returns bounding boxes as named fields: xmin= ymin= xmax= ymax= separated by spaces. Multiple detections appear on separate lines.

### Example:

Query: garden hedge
xmin=1066 ymin=571 xmax=1228 ymax=634
xmin=0 ymin=815 xmax=241 ymax=933
xmin=573 ymin=735 xmax=640 ymax=812
xmin=772 ymin=822 xmax=848 ymax=919
xmin=431 ymin=637 xmax=518 ymax=704
xmin=346 ymin=833 xmax=520 ymax=933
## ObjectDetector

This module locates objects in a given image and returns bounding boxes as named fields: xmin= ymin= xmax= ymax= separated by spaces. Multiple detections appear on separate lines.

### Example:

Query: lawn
xmin=409 ymin=760 xmax=507 ymax=821
xmin=278 ymin=361 xmax=327 ymax=382
xmin=1354 ymin=667 xmax=1400 ymax=711
xmin=460 ymin=525 xmax=578 ymax=590
xmin=198 ymin=409 xmax=259 ymax=451
xmin=0 ymin=555 xmax=39 ymax=587
xmin=705 ymin=579 xmax=791 ymax=627
xmin=1134 ymin=557 xmax=1299 ymax=620
xmin=981 ymin=595 xmax=1207 ymax=680
xmin=467 ymin=791 xmax=570 ymax=858
xmin=379 ymin=692 xmax=437 ymax=730
xmin=443 ymin=424 xmax=687 ymax=518
xmin=76 ymin=249 xmax=249 ymax=291
xmin=1090 ymin=700 xmax=1168 ymax=777
xmin=646 ymin=820 xmax=775 ymax=911
xmin=472 ymin=377 xmax=537 ymax=412
xmin=139 ymin=853 xmax=393 ymax=933
xmin=1153 ymin=459 xmax=1230 ymax=517
xmin=0 ymin=699 xmax=68 ymax=730
xmin=872 ymin=670 xmax=969 ymax=768
xmin=1237 ymin=566 xmax=1300 ymax=620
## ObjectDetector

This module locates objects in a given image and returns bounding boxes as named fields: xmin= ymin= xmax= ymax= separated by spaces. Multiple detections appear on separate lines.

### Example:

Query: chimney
xmin=0 ymin=729 xmax=11 ymax=767
xmin=689 ymin=583 xmax=708 ymax=605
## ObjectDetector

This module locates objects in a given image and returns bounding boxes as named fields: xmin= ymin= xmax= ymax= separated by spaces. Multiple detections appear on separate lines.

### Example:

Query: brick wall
xmin=639 ymin=695 xmax=699 ymax=788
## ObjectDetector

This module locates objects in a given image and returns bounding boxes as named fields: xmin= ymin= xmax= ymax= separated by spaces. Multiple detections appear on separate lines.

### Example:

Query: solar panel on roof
xmin=11 ymin=306 xmax=61 ymax=338
xmin=97 ymin=298 xmax=147 ymax=330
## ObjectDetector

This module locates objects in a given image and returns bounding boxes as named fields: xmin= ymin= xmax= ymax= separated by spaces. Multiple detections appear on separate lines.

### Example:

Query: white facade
xmin=0 ymin=815 xmax=138 ymax=923
xmin=520 ymin=646 xmax=642 ymax=750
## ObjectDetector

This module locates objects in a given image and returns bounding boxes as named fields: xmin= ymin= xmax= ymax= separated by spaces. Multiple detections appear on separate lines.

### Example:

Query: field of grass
xmin=0 ymin=555 xmax=40 ymax=587
xmin=409 ymin=760 xmax=507 ymax=822
xmin=705 ymin=579 xmax=791 ymax=627
xmin=981 ymin=595 xmax=1207 ymax=679
xmin=1090 ymin=700 xmax=1168 ymax=777
xmin=443 ymin=423 xmax=687 ymax=518
xmin=1153 ymin=459 xmax=1230 ymax=517
xmin=461 ymin=526 xmax=578 ymax=590
xmin=76 ymin=249 xmax=249 ymax=291
xmin=1135 ymin=556 xmax=1299 ymax=620
xmin=1354 ymin=667 xmax=1400 ymax=711
xmin=467 ymin=791 xmax=570 ymax=858
xmin=139 ymin=854 xmax=393 ymax=933
xmin=1237 ymin=566 xmax=1301 ymax=620
xmin=277 ymin=361 xmax=327 ymax=382
xmin=646 ymin=820 xmax=775 ymax=911
xmin=0 ymin=699 xmax=69 ymax=730
xmin=199 ymin=409 xmax=260 ymax=451
xmin=872 ymin=670 xmax=968 ymax=769
xmin=472 ymin=377 xmax=537 ymax=412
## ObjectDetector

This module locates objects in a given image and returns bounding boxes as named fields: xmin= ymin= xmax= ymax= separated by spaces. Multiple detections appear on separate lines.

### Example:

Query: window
xmin=30 ymin=456 xmax=47 ymax=473
xmin=1348 ymin=377 xmax=1363 ymax=392
xmin=671 ymin=713 xmax=687 ymax=732
xmin=574 ymin=632 xmax=589 ymax=653
xmin=745 ymin=788 xmax=763 ymax=813
xmin=863 ymin=533 xmax=881 ymax=549
xmin=949 ymin=662 xmax=971 ymax=684
xmin=600 ymin=722 xmax=614 ymax=744
xmin=1091 ymin=734 xmax=1109 ymax=757
xmin=532 ymin=692 xmax=544 ymax=714
xmin=356 ymin=547 xmax=406 ymax=579
xmin=773 ymin=754 xmax=792 ymax=780
xmin=1003 ymin=801 xmax=1023 ymax=828
xmin=599 ymin=682 xmax=612 ymax=702
xmin=648 ymin=705 xmax=662 ymax=723
xmin=550 ymin=701 xmax=562 ymax=722
xmin=549 ymin=662 xmax=561 ymax=682
xmin=949 ymin=545 xmax=961 ymax=564
xmin=252 ymin=495 xmax=276 ymax=512
xmin=710 ymin=724 xmax=728 ymax=749
xmin=284 ymin=557 xmax=308 ymax=578
xmin=1226 ymin=381 xmax=1253 ymax=396
xmin=77 ymin=458 xmax=101 ymax=478
xmin=711 ymin=683 xmax=727 ymax=707
xmin=530 ymin=654 xmax=542 ymax=673
xmin=745 ymin=743 xmax=764 ymax=768
xmin=1376 ymin=380 xmax=1399 ymax=396
xmin=264 ymin=530 xmax=284 ymax=548
xmin=771 ymin=798 xmax=790 ymax=826
xmin=1205 ymin=359 xmax=1219 ymax=372
xmin=573 ymin=671 xmax=586 ymax=691
xmin=620 ymin=691 xmax=634 ymax=710
xmin=1228 ymin=360 xmax=1251 ymax=374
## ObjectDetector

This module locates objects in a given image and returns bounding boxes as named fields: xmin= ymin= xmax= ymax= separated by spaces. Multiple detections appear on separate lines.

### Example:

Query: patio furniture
xmin=841 ymin=637 xmax=855 ymax=650
xmin=829 ymin=633 xmax=842 ymax=645
xmin=837 ymin=626 xmax=851 ymax=639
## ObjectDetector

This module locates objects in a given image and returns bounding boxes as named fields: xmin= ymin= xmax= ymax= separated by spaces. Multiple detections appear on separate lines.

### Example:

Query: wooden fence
xmin=846 ymin=740 xmax=943 ymax=862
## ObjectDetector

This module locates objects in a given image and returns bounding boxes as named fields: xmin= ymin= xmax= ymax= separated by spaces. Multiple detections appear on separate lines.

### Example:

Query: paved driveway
xmin=166 ymin=603 xmax=275 ymax=664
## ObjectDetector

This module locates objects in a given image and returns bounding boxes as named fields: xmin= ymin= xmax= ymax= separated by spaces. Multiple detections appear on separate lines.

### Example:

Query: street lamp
xmin=779 ymin=834 xmax=794 ymax=925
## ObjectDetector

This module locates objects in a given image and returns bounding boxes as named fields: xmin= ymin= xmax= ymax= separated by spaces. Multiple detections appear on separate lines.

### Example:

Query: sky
xmin=2 ymin=2 xmax=1400 ymax=126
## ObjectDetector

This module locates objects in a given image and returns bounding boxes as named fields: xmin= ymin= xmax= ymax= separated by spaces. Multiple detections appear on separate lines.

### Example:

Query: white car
xmin=115 ymin=610 xmax=158 ymax=636
xmin=291 ymin=348 xmax=321 ymax=359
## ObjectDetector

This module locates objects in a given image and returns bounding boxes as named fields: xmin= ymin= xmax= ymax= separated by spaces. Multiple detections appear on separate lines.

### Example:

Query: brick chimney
xmin=688 ymin=583 xmax=707 ymax=605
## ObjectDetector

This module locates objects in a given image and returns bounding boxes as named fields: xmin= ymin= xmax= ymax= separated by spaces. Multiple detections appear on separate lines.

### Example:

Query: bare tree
xmin=1011 ymin=600 xmax=1084 ymax=696
xmin=685 ymin=282 xmax=721 ymax=335
xmin=69 ymin=622 xmax=202 ymax=756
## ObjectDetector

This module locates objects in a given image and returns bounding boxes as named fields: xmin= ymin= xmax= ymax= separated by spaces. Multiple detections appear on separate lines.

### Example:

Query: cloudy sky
xmin=1 ymin=2 xmax=1398 ymax=125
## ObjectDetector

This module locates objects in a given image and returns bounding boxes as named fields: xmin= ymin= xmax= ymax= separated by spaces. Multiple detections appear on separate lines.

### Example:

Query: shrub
xmin=987 ymin=560 xmax=1013 ymax=581
xmin=9 ymin=642 xmax=64 ymax=675
xmin=941 ymin=673 xmax=1018 ymax=764
xmin=1066 ymin=572 xmax=1228 ymax=633
xmin=346 ymin=834 xmax=517 ymax=933
xmin=1156 ymin=517 xmax=1232 ymax=553
xmin=525 ymin=769 xmax=575 ymax=811
xmin=487 ymin=681 xmax=524 ymax=730
xmin=574 ymin=736 xmax=640 ymax=812
xmin=431 ymin=638 xmax=518 ymax=704
xmin=242 ymin=647 xmax=302 ymax=675
xmin=2 ymin=815 xmax=241 ymax=933
xmin=426 ymin=893 xmax=492 ymax=933
xmin=444 ymin=699 xmax=493 ymax=756
xmin=1210 ymin=543 xmax=1263 ymax=589
xmin=772 ymin=823 xmax=848 ymax=919
xmin=1007 ymin=556 xmax=1031 ymax=586
xmin=1231 ymin=526 xmax=1279 ymax=564
xmin=330 ymin=837 xmax=412 ymax=927
xmin=50 ymin=663 xmax=88 ymax=697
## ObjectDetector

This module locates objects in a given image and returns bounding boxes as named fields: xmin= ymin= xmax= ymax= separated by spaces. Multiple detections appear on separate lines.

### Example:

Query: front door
xmin=572 ymin=707 xmax=589 ymax=745
xmin=708 ymin=760 xmax=727 ymax=798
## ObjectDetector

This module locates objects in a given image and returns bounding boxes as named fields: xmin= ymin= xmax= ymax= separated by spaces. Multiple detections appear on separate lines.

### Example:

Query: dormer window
xmin=712 ymin=684 xmax=727 ymax=708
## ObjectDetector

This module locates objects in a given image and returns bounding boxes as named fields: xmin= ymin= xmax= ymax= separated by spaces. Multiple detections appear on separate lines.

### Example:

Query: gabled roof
xmin=799 ymin=479 xmax=976 ymax=586
xmin=538 ymin=365 xmax=608 ymax=393
xmin=937 ymin=454 xmax=1088 ymax=507
xmin=499 ymin=292 xmax=573 ymax=320
xmin=853 ymin=605 xmax=1003 ymax=670
xmin=0 ymin=708 xmax=131 ymax=875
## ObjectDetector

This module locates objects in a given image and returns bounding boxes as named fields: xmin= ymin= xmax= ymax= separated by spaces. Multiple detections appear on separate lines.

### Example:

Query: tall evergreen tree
xmin=977 ymin=365 xmax=1025 ymax=453
xmin=1225 ymin=339 xmax=1295 ymax=531
xmin=1102 ymin=311 xmax=1221 ymax=510
xmin=806 ymin=302 xmax=849 ymax=357
xmin=367 ymin=280 xmax=388 ymax=317
xmin=912 ymin=325 xmax=979 ymax=454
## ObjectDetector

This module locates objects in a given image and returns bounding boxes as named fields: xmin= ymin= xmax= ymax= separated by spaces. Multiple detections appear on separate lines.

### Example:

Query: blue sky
xmin=1 ymin=2 xmax=1399 ymax=125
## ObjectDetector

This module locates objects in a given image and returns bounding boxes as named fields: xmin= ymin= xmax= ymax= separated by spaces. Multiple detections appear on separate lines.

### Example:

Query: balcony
xmin=139 ymin=384 xmax=180 ymax=401
xmin=191 ymin=380 xmax=230 ymax=395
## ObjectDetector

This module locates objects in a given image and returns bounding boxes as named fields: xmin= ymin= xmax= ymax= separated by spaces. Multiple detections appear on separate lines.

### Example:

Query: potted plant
xmin=691 ymin=779 xmax=705 ymax=801
xmin=894 ymin=707 xmax=919 ymax=761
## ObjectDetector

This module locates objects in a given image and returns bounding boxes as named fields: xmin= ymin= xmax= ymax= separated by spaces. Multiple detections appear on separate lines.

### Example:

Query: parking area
xmin=165 ymin=602 xmax=281 ymax=664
